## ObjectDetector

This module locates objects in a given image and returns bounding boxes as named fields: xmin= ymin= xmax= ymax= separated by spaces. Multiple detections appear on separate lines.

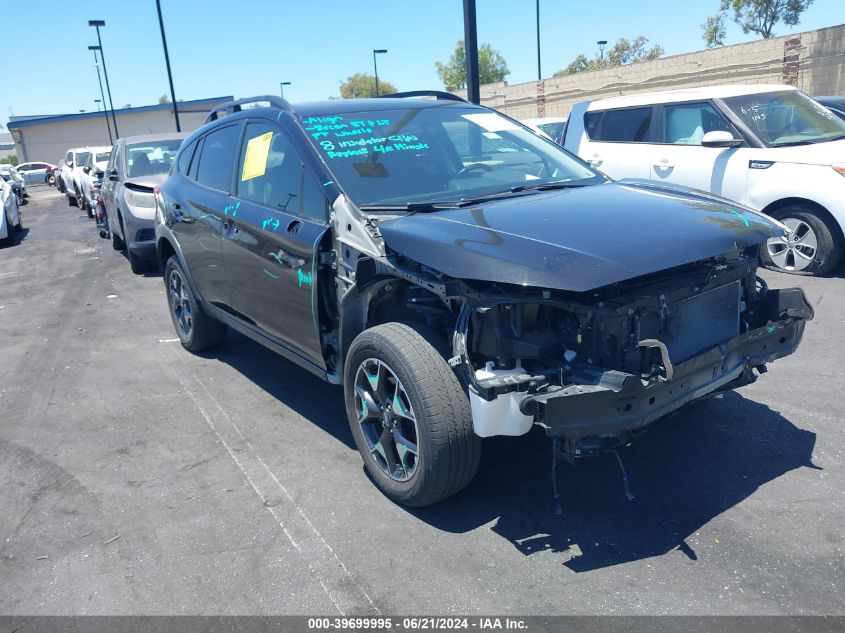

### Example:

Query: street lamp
xmin=88 ymin=45 xmax=113 ymax=144
xmin=597 ymin=40 xmax=608 ymax=63
xmin=155 ymin=0 xmax=180 ymax=132
xmin=280 ymin=81 xmax=291 ymax=99
xmin=535 ymin=0 xmax=541 ymax=80
xmin=88 ymin=20 xmax=119 ymax=138
xmin=95 ymin=99 xmax=102 ymax=111
xmin=372 ymin=49 xmax=387 ymax=96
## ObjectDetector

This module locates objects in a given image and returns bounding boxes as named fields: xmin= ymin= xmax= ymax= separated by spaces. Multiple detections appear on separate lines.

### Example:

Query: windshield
xmin=723 ymin=90 xmax=845 ymax=147
xmin=535 ymin=121 xmax=566 ymax=141
xmin=126 ymin=140 xmax=182 ymax=178
xmin=301 ymin=105 xmax=602 ymax=208
xmin=95 ymin=151 xmax=110 ymax=167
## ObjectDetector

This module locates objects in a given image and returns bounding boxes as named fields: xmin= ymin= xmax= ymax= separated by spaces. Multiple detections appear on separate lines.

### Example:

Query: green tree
xmin=434 ymin=40 xmax=510 ymax=91
xmin=1 ymin=154 xmax=19 ymax=166
xmin=704 ymin=0 xmax=814 ymax=46
xmin=554 ymin=36 xmax=663 ymax=76
xmin=338 ymin=73 xmax=397 ymax=99
xmin=702 ymin=13 xmax=728 ymax=47
xmin=158 ymin=94 xmax=171 ymax=104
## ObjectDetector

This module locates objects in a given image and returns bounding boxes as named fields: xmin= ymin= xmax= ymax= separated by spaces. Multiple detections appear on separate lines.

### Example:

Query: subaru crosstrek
xmin=155 ymin=93 xmax=812 ymax=507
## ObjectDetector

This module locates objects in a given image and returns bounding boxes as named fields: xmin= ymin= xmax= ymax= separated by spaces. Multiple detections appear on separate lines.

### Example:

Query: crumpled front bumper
xmin=521 ymin=287 xmax=813 ymax=439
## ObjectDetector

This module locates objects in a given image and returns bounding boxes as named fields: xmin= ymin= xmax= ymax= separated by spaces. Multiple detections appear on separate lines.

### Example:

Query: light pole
xmin=462 ymin=0 xmax=480 ymax=104
xmin=88 ymin=45 xmax=113 ymax=144
xmin=155 ymin=0 xmax=180 ymax=132
xmin=597 ymin=40 xmax=608 ymax=65
xmin=88 ymin=20 xmax=119 ymax=138
xmin=280 ymin=81 xmax=291 ymax=99
xmin=535 ymin=0 xmax=541 ymax=80
xmin=95 ymin=99 xmax=102 ymax=111
xmin=372 ymin=49 xmax=387 ymax=96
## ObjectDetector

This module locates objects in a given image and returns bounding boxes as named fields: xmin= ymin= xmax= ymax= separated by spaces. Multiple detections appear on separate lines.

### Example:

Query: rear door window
xmin=195 ymin=124 xmax=241 ymax=192
xmin=236 ymin=122 xmax=302 ymax=213
xmin=585 ymin=107 xmax=654 ymax=142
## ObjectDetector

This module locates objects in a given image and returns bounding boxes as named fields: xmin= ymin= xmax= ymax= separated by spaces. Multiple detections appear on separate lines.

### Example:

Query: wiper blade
xmin=359 ymin=201 xmax=463 ymax=212
xmin=525 ymin=180 xmax=592 ymax=190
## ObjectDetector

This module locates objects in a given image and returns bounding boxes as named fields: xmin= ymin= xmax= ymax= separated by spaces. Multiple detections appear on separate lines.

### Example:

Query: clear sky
xmin=2 ymin=0 xmax=842 ymax=130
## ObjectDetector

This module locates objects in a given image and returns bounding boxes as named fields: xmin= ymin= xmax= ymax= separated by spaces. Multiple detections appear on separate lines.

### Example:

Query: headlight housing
xmin=832 ymin=163 xmax=845 ymax=177
xmin=124 ymin=188 xmax=156 ymax=208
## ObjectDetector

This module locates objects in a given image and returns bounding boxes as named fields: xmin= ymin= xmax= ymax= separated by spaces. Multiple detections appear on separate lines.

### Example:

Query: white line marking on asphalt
xmin=158 ymin=338 xmax=180 ymax=343
xmin=155 ymin=345 xmax=379 ymax=616
xmin=0 ymin=271 xmax=18 ymax=278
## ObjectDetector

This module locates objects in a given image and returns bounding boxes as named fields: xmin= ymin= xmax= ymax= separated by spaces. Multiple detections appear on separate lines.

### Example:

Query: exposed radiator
xmin=662 ymin=280 xmax=741 ymax=362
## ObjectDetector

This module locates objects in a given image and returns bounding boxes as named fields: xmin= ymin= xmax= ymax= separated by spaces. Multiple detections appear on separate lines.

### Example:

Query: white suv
xmin=563 ymin=85 xmax=845 ymax=275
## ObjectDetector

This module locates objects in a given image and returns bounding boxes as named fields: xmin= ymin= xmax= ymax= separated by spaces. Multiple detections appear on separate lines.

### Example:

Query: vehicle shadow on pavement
xmin=412 ymin=392 xmax=818 ymax=572
xmin=209 ymin=330 xmax=353 ymax=449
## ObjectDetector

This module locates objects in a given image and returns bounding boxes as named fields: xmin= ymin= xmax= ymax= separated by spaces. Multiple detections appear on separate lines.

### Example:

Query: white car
xmin=79 ymin=146 xmax=111 ymax=216
xmin=1 ymin=179 xmax=22 ymax=246
xmin=15 ymin=161 xmax=57 ymax=184
xmin=60 ymin=147 xmax=94 ymax=208
xmin=0 ymin=165 xmax=27 ymax=200
xmin=563 ymin=85 xmax=845 ymax=275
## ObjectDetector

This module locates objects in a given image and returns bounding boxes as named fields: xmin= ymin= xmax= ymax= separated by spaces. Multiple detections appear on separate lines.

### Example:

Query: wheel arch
xmin=761 ymin=197 xmax=845 ymax=246
xmin=337 ymin=276 xmax=453 ymax=372
xmin=157 ymin=233 xmax=206 ymax=307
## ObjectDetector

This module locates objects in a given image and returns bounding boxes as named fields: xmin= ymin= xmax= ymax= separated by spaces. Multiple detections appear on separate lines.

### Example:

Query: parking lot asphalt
xmin=1 ymin=186 xmax=843 ymax=616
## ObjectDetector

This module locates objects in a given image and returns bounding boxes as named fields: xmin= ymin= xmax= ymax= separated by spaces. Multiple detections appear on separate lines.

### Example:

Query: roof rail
xmin=376 ymin=90 xmax=467 ymax=103
xmin=205 ymin=95 xmax=294 ymax=123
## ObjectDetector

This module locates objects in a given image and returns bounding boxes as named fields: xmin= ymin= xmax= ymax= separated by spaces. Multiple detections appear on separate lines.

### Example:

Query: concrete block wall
xmin=458 ymin=24 xmax=845 ymax=118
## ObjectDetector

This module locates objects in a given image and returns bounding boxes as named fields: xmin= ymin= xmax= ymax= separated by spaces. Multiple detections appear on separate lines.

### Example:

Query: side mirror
xmin=83 ymin=166 xmax=90 ymax=174
xmin=701 ymin=131 xmax=743 ymax=148
xmin=108 ymin=168 xmax=119 ymax=181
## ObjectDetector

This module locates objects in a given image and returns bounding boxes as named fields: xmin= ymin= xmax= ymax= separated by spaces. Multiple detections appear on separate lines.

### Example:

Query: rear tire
xmin=761 ymin=206 xmax=842 ymax=275
xmin=344 ymin=322 xmax=480 ymax=507
xmin=164 ymin=255 xmax=226 ymax=352
xmin=111 ymin=215 xmax=125 ymax=250
xmin=2 ymin=213 xmax=14 ymax=246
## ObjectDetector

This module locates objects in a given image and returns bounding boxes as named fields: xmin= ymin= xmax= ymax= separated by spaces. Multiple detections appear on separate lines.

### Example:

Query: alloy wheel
xmin=766 ymin=218 xmax=818 ymax=272
xmin=354 ymin=358 xmax=419 ymax=482
xmin=168 ymin=269 xmax=193 ymax=339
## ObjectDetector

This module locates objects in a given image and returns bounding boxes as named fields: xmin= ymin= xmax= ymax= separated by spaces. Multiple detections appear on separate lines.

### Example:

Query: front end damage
xmin=445 ymin=248 xmax=813 ymax=452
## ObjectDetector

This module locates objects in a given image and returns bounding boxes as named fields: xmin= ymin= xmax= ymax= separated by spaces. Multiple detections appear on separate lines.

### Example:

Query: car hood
xmin=378 ymin=181 xmax=781 ymax=293
xmin=124 ymin=173 xmax=168 ymax=190
xmin=759 ymin=136 xmax=845 ymax=165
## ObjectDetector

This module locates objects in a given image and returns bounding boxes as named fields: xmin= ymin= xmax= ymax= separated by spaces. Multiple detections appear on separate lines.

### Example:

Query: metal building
xmin=7 ymin=96 xmax=233 ymax=164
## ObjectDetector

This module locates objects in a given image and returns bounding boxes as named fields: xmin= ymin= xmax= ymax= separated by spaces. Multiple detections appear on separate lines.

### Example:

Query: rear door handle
xmin=286 ymin=219 xmax=302 ymax=235
xmin=588 ymin=154 xmax=603 ymax=166
xmin=653 ymin=159 xmax=674 ymax=169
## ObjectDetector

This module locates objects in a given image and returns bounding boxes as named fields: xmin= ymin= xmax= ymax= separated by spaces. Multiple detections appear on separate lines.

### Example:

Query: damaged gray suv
xmin=155 ymin=92 xmax=813 ymax=507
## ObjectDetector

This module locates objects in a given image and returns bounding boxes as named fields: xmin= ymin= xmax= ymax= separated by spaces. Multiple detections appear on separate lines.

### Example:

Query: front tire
xmin=762 ymin=206 xmax=842 ymax=275
xmin=344 ymin=323 xmax=480 ymax=507
xmin=164 ymin=255 xmax=226 ymax=352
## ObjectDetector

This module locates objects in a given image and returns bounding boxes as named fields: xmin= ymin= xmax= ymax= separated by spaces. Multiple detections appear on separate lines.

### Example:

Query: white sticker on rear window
xmin=462 ymin=113 xmax=519 ymax=132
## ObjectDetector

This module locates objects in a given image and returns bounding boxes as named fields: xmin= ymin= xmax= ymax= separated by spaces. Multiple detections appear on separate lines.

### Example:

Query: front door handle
xmin=588 ymin=154 xmax=603 ymax=166
xmin=653 ymin=159 xmax=674 ymax=169
xmin=222 ymin=220 xmax=239 ymax=237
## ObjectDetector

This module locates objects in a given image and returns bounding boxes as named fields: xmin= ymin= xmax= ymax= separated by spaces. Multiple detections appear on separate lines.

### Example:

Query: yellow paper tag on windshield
xmin=241 ymin=131 xmax=273 ymax=181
